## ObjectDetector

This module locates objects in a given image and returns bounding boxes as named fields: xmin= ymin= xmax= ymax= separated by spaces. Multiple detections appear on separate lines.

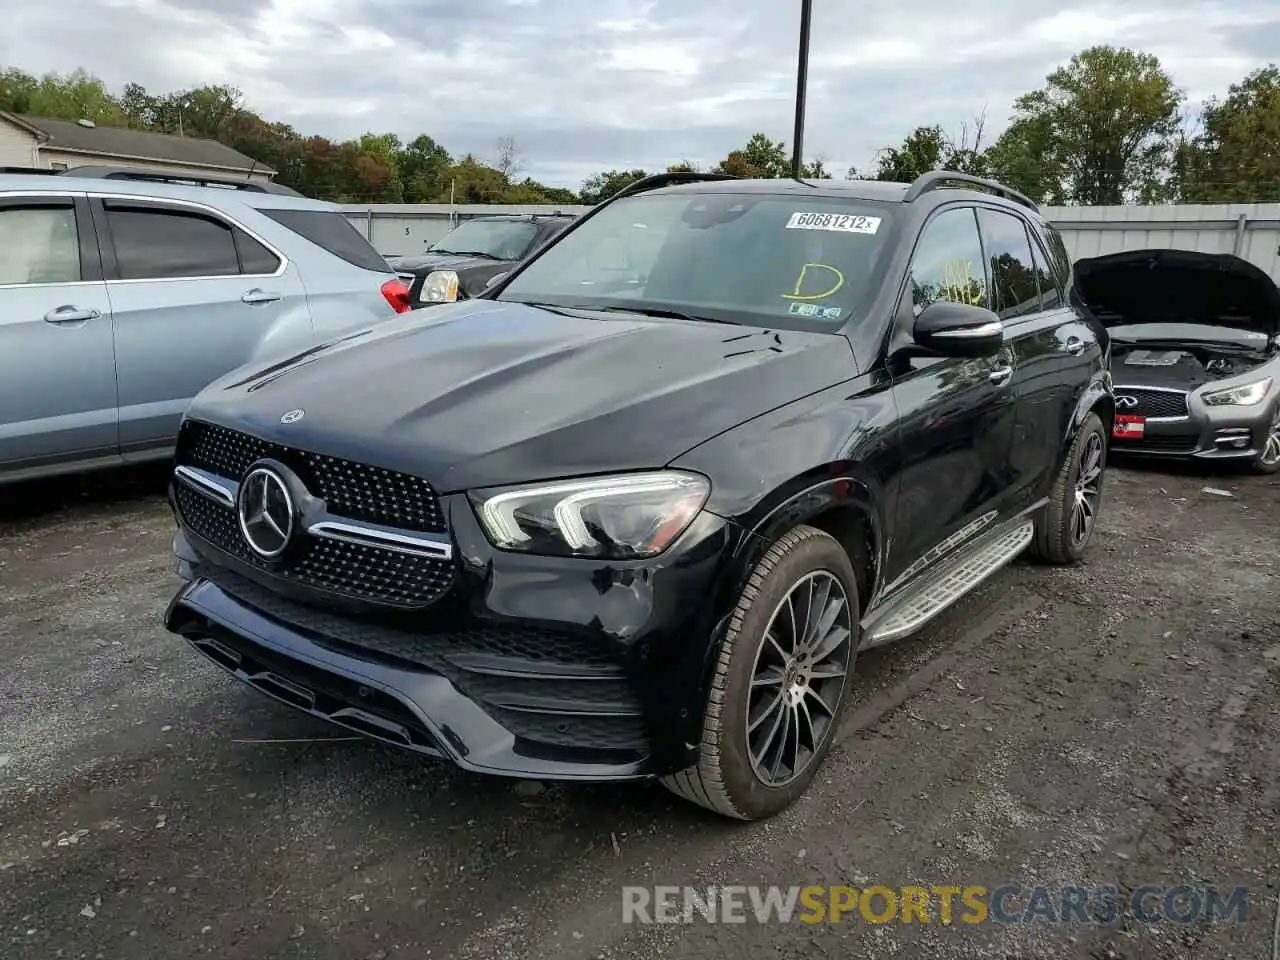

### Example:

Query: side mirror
xmin=483 ymin=271 xmax=509 ymax=290
xmin=913 ymin=301 xmax=1004 ymax=357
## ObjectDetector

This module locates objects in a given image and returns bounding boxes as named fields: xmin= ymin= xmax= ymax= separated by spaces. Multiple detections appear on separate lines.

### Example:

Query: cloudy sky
xmin=4 ymin=0 xmax=1278 ymax=189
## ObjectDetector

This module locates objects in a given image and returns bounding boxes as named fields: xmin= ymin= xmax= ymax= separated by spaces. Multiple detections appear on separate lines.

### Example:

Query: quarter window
xmin=106 ymin=205 xmax=241 ymax=280
xmin=0 ymin=204 xmax=81 ymax=285
xmin=1027 ymin=221 xmax=1068 ymax=309
xmin=908 ymin=207 xmax=989 ymax=313
xmin=977 ymin=208 xmax=1041 ymax=318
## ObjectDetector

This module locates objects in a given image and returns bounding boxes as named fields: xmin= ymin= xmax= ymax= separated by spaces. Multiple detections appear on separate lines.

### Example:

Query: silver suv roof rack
xmin=904 ymin=170 xmax=1039 ymax=213
xmin=41 ymin=165 xmax=304 ymax=197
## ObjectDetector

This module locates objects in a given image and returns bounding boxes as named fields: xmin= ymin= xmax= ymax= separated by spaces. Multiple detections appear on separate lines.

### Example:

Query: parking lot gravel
xmin=2 ymin=461 xmax=1278 ymax=959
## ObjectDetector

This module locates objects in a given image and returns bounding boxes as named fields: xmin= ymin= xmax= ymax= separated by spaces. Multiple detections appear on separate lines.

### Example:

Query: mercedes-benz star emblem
xmin=237 ymin=467 xmax=295 ymax=558
xmin=1116 ymin=395 xmax=1139 ymax=409
xmin=280 ymin=408 xmax=305 ymax=424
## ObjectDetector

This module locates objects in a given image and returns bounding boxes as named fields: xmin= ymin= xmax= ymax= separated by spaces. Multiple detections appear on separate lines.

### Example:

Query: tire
xmin=1249 ymin=404 xmax=1280 ymax=475
xmin=1031 ymin=411 xmax=1106 ymax=565
xmin=661 ymin=525 xmax=860 ymax=821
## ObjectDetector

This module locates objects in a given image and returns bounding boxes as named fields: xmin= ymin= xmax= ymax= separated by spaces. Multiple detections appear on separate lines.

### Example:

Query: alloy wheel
xmin=1070 ymin=432 xmax=1103 ymax=547
xmin=744 ymin=571 xmax=853 ymax=788
xmin=1260 ymin=408 xmax=1280 ymax=466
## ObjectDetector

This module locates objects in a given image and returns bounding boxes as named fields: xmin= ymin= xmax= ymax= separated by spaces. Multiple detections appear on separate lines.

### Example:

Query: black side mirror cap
xmin=913 ymin=300 xmax=1004 ymax=356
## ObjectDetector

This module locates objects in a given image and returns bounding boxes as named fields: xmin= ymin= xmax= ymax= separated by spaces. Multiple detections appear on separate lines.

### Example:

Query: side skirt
xmin=858 ymin=501 xmax=1047 ymax=650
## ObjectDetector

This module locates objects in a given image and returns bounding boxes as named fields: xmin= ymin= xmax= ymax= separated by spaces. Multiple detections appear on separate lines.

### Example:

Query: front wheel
xmin=662 ymin=525 xmax=860 ymax=821
xmin=1250 ymin=405 xmax=1280 ymax=474
xmin=1031 ymin=412 xmax=1106 ymax=565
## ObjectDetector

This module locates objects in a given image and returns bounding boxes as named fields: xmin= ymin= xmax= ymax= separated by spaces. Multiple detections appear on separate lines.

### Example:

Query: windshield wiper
xmin=444 ymin=250 xmax=503 ymax=260
xmin=587 ymin=304 xmax=736 ymax=325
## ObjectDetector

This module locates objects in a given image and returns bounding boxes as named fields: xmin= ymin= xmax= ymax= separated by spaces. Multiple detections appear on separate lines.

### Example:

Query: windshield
xmin=496 ymin=192 xmax=896 ymax=331
xmin=431 ymin=219 xmax=537 ymax=259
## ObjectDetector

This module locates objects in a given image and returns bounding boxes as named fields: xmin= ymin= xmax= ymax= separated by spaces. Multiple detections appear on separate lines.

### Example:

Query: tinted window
xmin=497 ymin=193 xmax=897 ymax=332
xmin=907 ymin=207 xmax=989 ymax=313
xmin=234 ymin=228 xmax=281 ymax=274
xmin=261 ymin=209 xmax=391 ymax=273
xmin=0 ymin=204 xmax=80 ymax=284
xmin=107 ymin=205 xmax=239 ymax=279
xmin=977 ymin=208 xmax=1041 ymax=318
xmin=1043 ymin=223 xmax=1073 ymax=286
xmin=432 ymin=219 xmax=537 ymax=260
xmin=1025 ymin=229 xmax=1064 ymax=310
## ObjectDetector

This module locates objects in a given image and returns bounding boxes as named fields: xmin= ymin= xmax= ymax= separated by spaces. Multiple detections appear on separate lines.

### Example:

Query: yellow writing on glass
xmin=941 ymin=260 xmax=984 ymax=305
xmin=782 ymin=263 xmax=845 ymax=301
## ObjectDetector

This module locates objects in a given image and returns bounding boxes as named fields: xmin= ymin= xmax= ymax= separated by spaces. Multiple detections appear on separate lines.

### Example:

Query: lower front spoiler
xmin=165 ymin=578 xmax=653 ymax=782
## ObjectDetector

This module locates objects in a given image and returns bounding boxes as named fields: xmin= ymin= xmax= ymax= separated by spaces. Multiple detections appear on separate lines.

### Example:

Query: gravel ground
xmin=1 ymin=460 xmax=1277 ymax=959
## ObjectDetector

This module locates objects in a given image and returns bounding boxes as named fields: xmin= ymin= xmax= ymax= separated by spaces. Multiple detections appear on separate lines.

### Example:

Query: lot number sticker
xmin=786 ymin=212 xmax=881 ymax=234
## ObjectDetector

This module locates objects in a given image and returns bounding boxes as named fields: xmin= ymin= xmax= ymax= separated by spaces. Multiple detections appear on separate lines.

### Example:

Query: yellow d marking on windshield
xmin=782 ymin=263 xmax=845 ymax=301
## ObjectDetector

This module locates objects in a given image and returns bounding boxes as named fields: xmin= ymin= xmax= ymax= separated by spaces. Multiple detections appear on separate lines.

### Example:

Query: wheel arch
xmin=1063 ymin=379 xmax=1114 ymax=465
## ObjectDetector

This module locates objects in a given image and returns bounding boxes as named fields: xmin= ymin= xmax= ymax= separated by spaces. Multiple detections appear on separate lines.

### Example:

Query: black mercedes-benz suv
xmin=164 ymin=170 xmax=1114 ymax=820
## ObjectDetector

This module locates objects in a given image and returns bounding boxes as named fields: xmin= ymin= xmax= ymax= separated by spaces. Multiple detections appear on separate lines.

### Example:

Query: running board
xmin=859 ymin=520 xmax=1035 ymax=650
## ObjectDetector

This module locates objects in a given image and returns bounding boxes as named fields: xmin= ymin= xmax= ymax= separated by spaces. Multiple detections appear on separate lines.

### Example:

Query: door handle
xmin=43 ymin=306 xmax=101 ymax=324
xmin=988 ymin=364 xmax=1014 ymax=385
xmin=241 ymin=289 xmax=282 ymax=305
xmin=1065 ymin=336 xmax=1085 ymax=355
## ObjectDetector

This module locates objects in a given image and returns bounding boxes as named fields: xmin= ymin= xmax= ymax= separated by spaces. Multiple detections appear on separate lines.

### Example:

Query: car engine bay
xmin=1112 ymin=340 xmax=1272 ymax=388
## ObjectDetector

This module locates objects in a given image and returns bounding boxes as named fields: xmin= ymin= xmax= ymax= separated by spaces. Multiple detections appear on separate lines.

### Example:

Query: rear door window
xmin=0 ymin=202 xmax=81 ymax=284
xmin=105 ymin=204 xmax=241 ymax=279
xmin=260 ymin=209 xmax=391 ymax=273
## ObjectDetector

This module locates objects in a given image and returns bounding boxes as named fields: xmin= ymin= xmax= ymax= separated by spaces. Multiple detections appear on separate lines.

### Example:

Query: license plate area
xmin=1113 ymin=415 xmax=1146 ymax=439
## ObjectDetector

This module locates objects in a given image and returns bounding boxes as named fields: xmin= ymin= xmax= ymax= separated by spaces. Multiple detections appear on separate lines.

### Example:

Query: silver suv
xmin=0 ymin=168 xmax=410 ymax=485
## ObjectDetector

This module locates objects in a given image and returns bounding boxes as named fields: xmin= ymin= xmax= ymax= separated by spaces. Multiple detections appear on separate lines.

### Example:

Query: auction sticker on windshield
xmin=786 ymin=212 xmax=881 ymax=234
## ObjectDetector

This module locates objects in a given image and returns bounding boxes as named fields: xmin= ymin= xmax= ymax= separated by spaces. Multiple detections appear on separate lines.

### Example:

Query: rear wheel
xmin=662 ymin=525 xmax=859 ymax=821
xmin=1250 ymin=405 xmax=1280 ymax=474
xmin=1031 ymin=412 xmax=1106 ymax=565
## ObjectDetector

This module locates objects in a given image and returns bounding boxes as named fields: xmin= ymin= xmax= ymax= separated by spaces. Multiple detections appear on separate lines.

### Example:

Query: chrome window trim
xmin=0 ymin=188 xmax=288 ymax=285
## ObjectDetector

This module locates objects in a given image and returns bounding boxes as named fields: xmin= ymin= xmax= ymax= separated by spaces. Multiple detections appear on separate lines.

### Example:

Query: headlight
xmin=422 ymin=270 xmax=459 ymax=302
xmin=1202 ymin=378 xmax=1272 ymax=406
xmin=470 ymin=471 xmax=710 ymax=559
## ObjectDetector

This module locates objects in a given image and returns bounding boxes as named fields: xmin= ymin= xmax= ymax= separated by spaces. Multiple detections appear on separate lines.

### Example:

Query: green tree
xmin=983 ymin=113 xmax=1065 ymax=204
xmin=580 ymin=168 xmax=649 ymax=204
xmin=1174 ymin=64 xmax=1280 ymax=203
xmin=1003 ymin=46 xmax=1183 ymax=204
xmin=849 ymin=115 xmax=988 ymax=182
xmin=0 ymin=67 xmax=125 ymax=124
xmin=399 ymin=133 xmax=452 ymax=202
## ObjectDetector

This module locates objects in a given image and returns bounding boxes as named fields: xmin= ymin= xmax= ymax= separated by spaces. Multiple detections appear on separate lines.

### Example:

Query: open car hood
xmin=1074 ymin=249 xmax=1280 ymax=338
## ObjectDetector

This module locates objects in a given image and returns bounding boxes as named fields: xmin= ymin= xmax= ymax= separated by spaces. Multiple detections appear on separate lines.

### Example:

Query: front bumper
xmin=165 ymin=501 xmax=742 ymax=780
xmin=1109 ymin=393 xmax=1272 ymax=461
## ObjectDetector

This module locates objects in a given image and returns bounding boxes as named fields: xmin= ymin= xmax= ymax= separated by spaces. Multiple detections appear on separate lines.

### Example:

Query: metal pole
xmin=791 ymin=0 xmax=814 ymax=179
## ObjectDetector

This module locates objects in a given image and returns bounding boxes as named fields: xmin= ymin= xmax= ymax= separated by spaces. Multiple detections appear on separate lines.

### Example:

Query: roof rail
xmin=609 ymin=171 xmax=740 ymax=201
xmin=51 ymin=165 xmax=304 ymax=197
xmin=903 ymin=170 xmax=1039 ymax=213
xmin=0 ymin=166 xmax=61 ymax=176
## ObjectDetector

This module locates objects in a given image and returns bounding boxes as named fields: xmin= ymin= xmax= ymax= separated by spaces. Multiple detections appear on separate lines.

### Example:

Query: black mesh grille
xmin=1113 ymin=388 xmax=1189 ymax=418
xmin=195 ymin=563 xmax=649 ymax=757
xmin=174 ymin=484 xmax=454 ymax=607
xmin=176 ymin=420 xmax=446 ymax=533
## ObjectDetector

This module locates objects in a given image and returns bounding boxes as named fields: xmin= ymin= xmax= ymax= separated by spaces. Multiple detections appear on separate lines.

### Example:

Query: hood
xmin=393 ymin=251 xmax=511 ymax=274
xmin=189 ymin=300 xmax=857 ymax=492
xmin=1074 ymin=249 xmax=1280 ymax=337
